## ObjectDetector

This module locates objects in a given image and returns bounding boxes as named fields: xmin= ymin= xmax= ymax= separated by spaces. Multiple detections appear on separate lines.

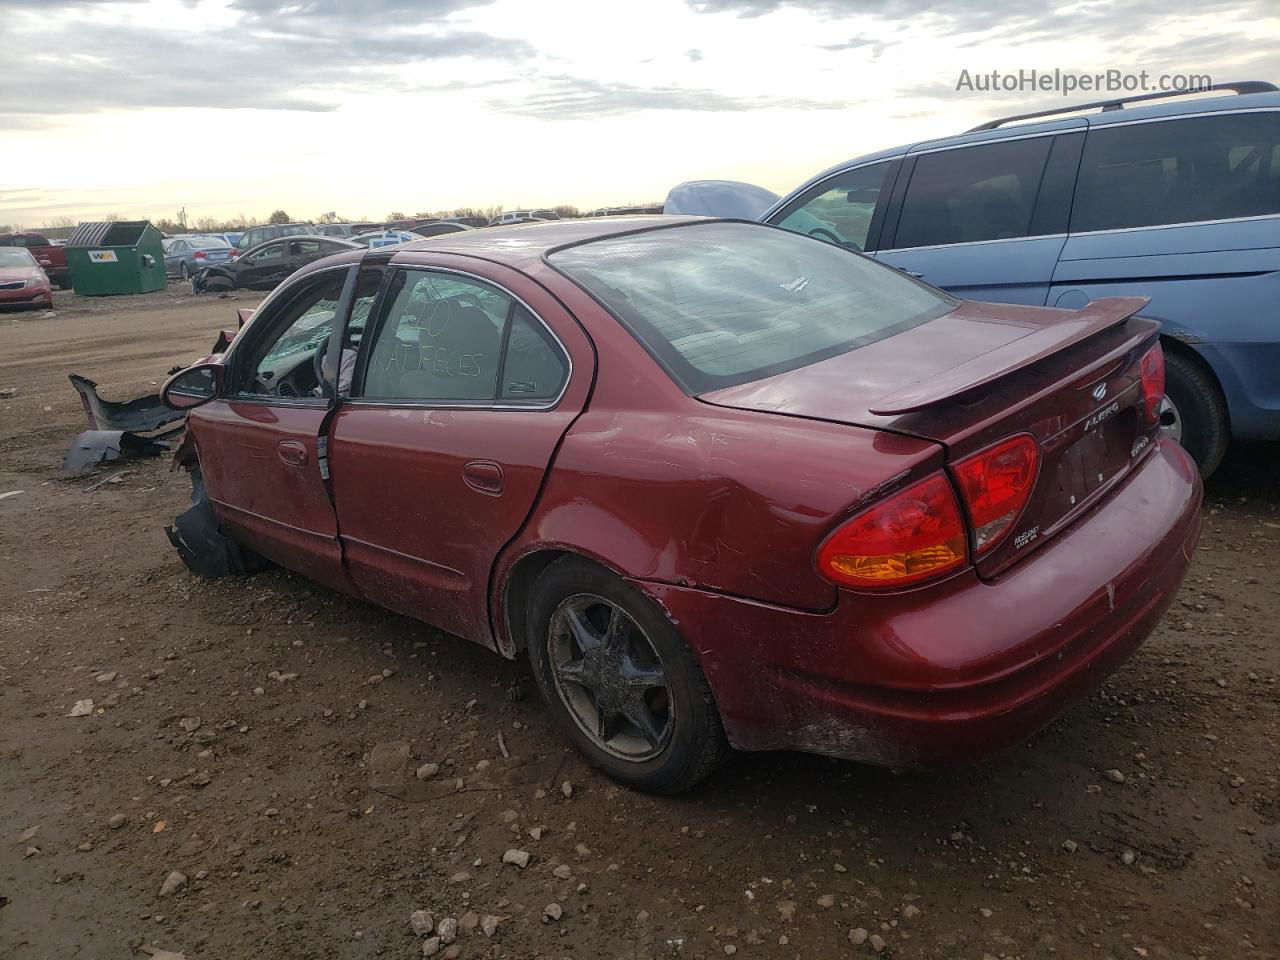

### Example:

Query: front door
xmin=329 ymin=260 xmax=591 ymax=647
xmin=187 ymin=265 xmax=359 ymax=591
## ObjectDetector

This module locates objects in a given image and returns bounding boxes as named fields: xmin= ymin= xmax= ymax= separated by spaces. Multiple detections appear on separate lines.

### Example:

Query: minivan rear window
xmin=549 ymin=221 xmax=955 ymax=393
xmin=1072 ymin=111 xmax=1280 ymax=231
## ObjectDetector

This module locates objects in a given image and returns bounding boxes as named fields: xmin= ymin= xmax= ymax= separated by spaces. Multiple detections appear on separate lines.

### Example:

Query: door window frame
xmin=348 ymin=264 xmax=573 ymax=412
xmin=765 ymin=157 xmax=902 ymax=253
xmin=222 ymin=264 xmax=359 ymax=408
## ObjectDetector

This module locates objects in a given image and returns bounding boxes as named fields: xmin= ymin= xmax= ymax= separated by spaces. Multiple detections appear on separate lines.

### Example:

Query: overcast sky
xmin=2 ymin=0 xmax=1277 ymax=227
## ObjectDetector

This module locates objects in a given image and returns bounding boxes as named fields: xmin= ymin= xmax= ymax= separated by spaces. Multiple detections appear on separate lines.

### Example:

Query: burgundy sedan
xmin=162 ymin=217 xmax=1202 ymax=793
xmin=0 ymin=247 xmax=54 ymax=310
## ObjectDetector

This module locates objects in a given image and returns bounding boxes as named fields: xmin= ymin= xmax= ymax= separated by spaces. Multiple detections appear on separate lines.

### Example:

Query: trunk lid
xmin=699 ymin=297 xmax=1163 ymax=578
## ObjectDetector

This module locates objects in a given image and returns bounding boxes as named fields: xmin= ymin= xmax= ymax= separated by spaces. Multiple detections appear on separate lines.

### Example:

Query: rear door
xmin=876 ymin=129 xmax=1084 ymax=305
xmin=186 ymin=265 xmax=364 ymax=591
xmin=1051 ymin=110 xmax=1280 ymax=408
xmin=238 ymin=242 xmax=287 ymax=289
xmin=329 ymin=257 xmax=593 ymax=647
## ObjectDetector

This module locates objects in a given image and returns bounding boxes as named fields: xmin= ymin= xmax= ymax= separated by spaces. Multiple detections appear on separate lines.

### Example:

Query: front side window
xmin=362 ymin=271 xmax=510 ymax=402
xmin=232 ymin=273 xmax=346 ymax=397
xmin=1072 ymin=112 xmax=1280 ymax=232
xmin=893 ymin=137 xmax=1053 ymax=249
xmin=550 ymin=221 xmax=954 ymax=394
xmin=773 ymin=161 xmax=891 ymax=251
xmin=246 ymin=242 xmax=284 ymax=264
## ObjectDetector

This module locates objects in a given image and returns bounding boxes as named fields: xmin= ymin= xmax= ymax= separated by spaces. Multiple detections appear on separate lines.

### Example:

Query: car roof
xmin=780 ymin=86 xmax=1280 ymax=206
xmin=239 ymin=235 xmax=358 ymax=256
xmin=388 ymin=215 xmax=703 ymax=269
xmin=295 ymin=216 xmax=711 ymax=279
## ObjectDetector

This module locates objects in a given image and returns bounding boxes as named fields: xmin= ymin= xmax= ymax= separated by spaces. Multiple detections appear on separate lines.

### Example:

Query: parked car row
xmin=192 ymin=236 xmax=358 ymax=293
xmin=0 ymin=232 xmax=72 ymax=289
xmin=667 ymin=80 xmax=1280 ymax=477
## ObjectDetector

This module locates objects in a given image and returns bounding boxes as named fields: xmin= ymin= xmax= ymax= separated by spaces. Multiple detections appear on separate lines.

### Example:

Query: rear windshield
xmin=549 ymin=221 xmax=955 ymax=392
xmin=189 ymin=236 xmax=230 ymax=248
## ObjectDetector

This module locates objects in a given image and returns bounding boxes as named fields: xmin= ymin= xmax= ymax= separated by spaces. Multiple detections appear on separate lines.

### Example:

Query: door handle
xmin=463 ymin=460 xmax=504 ymax=495
xmin=277 ymin=440 xmax=308 ymax=466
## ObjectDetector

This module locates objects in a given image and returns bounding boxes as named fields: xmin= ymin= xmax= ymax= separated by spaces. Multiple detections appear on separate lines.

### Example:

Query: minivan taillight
xmin=952 ymin=434 xmax=1039 ymax=556
xmin=1139 ymin=342 xmax=1164 ymax=425
xmin=816 ymin=473 xmax=967 ymax=589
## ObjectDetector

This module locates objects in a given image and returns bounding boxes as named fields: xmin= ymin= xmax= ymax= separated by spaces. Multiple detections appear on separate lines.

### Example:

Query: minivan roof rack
xmin=965 ymin=81 xmax=1279 ymax=132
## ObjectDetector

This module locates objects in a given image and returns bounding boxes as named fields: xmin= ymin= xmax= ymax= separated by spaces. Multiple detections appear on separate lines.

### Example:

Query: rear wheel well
xmin=1159 ymin=335 xmax=1226 ymax=400
xmin=501 ymin=550 xmax=574 ymax=654
xmin=501 ymin=550 xmax=639 ymax=655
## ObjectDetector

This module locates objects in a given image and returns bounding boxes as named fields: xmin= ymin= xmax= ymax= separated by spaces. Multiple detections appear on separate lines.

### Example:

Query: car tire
xmin=526 ymin=557 xmax=730 ymax=794
xmin=204 ymin=276 xmax=234 ymax=293
xmin=179 ymin=262 xmax=189 ymax=281
xmin=56 ymin=277 xmax=72 ymax=290
xmin=1162 ymin=347 xmax=1229 ymax=479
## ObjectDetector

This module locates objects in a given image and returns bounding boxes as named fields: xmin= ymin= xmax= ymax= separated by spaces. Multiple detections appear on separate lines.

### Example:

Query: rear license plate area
xmin=1048 ymin=407 xmax=1137 ymax=520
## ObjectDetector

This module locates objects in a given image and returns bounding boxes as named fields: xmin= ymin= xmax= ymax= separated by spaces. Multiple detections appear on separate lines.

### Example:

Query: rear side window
xmin=501 ymin=306 xmax=568 ymax=401
xmin=290 ymin=240 xmax=324 ymax=257
xmin=1072 ymin=112 xmax=1280 ymax=231
xmin=893 ymin=137 xmax=1053 ymax=249
xmin=549 ymin=221 xmax=954 ymax=394
xmin=362 ymin=270 xmax=510 ymax=402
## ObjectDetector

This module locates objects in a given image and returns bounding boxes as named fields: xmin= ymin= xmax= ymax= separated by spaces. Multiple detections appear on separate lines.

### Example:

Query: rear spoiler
xmin=869 ymin=296 xmax=1150 ymax=415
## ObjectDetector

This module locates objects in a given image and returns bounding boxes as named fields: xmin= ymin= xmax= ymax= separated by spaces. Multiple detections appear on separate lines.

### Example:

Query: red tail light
xmin=193 ymin=250 xmax=207 ymax=259
xmin=817 ymin=473 xmax=968 ymax=589
xmin=1138 ymin=342 xmax=1164 ymax=425
xmin=952 ymin=435 xmax=1039 ymax=556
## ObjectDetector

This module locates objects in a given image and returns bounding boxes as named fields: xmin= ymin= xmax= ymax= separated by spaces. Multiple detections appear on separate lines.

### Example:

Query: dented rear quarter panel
xmin=491 ymin=262 xmax=943 ymax=647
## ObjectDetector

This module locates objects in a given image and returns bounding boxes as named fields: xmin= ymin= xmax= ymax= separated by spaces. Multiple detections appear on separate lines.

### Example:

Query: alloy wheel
xmin=547 ymin=593 xmax=673 ymax=762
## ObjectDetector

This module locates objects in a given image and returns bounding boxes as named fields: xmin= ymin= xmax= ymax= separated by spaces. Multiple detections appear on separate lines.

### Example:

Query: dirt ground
xmin=1 ymin=286 xmax=1277 ymax=960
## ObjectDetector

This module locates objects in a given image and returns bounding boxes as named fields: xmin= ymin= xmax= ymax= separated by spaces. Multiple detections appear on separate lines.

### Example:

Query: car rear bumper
xmin=637 ymin=437 xmax=1202 ymax=768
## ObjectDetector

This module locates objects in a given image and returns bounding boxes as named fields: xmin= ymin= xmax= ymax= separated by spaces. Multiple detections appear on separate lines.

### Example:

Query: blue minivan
xmin=694 ymin=82 xmax=1280 ymax=476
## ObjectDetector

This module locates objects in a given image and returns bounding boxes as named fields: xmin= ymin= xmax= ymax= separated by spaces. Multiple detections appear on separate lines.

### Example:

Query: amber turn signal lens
xmin=817 ymin=472 xmax=968 ymax=589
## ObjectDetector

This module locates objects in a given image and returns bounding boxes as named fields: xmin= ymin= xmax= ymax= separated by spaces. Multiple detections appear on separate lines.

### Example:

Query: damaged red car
xmin=162 ymin=217 xmax=1202 ymax=793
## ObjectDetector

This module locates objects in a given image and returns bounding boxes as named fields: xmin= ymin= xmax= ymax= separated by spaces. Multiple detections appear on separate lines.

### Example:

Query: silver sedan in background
xmin=162 ymin=235 xmax=235 ymax=281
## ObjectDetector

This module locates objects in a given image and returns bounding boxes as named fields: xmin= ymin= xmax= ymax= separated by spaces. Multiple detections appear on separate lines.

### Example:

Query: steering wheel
xmin=311 ymin=337 xmax=329 ymax=392
xmin=309 ymin=335 xmax=330 ymax=386
xmin=808 ymin=226 xmax=862 ymax=253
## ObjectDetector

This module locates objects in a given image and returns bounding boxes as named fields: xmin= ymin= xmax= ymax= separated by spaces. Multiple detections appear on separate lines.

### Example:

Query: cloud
xmin=686 ymin=48 xmax=705 ymax=62
xmin=492 ymin=75 xmax=854 ymax=120
xmin=817 ymin=35 xmax=888 ymax=57
xmin=686 ymin=0 xmax=1279 ymax=46
xmin=0 ymin=0 xmax=530 ymax=129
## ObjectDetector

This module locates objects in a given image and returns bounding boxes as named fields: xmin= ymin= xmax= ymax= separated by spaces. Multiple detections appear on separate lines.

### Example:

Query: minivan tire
xmin=527 ymin=557 xmax=730 ymax=794
xmin=1163 ymin=347 xmax=1229 ymax=479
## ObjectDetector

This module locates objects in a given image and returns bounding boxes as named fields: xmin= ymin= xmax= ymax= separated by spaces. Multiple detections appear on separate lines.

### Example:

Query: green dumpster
xmin=66 ymin=221 xmax=167 ymax=296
